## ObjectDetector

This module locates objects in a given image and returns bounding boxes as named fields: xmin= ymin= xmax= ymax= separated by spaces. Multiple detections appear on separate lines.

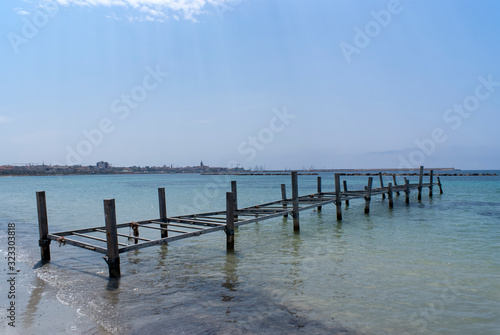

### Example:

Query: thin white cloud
xmin=140 ymin=5 xmax=165 ymax=17
xmin=105 ymin=12 xmax=120 ymax=20
xmin=14 ymin=7 xmax=31 ymax=15
xmin=50 ymin=0 xmax=240 ymax=22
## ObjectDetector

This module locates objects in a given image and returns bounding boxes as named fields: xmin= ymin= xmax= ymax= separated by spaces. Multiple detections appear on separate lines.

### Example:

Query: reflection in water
xmin=363 ymin=217 xmax=374 ymax=232
xmin=128 ymin=249 xmax=142 ymax=265
xmin=23 ymin=275 xmax=46 ymax=328
xmin=106 ymin=278 xmax=120 ymax=291
xmin=156 ymin=244 xmax=168 ymax=269
xmin=104 ymin=279 xmax=121 ymax=306
xmin=221 ymin=252 xmax=239 ymax=302
xmin=289 ymin=232 xmax=303 ymax=287
xmin=387 ymin=204 xmax=395 ymax=217
xmin=334 ymin=221 xmax=343 ymax=238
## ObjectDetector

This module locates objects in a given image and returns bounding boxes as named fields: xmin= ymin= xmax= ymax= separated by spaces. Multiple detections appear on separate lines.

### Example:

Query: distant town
xmin=0 ymin=161 xmax=246 ymax=176
xmin=0 ymin=162 xmax=494 ymax=177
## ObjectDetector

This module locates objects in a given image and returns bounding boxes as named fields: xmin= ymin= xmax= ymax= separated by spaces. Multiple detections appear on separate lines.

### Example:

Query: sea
xmin=1 ymin=171 xmax=499 ymax=335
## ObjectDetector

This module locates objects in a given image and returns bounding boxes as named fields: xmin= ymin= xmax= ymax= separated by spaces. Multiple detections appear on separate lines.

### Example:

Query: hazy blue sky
xmin=1 ymin=0 xmax=499 ymax=169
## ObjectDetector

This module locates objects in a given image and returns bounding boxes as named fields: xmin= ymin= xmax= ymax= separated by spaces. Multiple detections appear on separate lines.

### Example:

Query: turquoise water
xmin=1 ymin=172 xmax=499 ymax=334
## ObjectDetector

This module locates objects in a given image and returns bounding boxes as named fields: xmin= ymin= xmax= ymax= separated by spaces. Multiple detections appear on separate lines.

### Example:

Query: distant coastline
xmin=0 ymin=161 xmax=243 ymax=177
xmin=0 ymin=164 xmax=496 ymax=177
xmin=203 ymin=169 xmax=497 ymax=176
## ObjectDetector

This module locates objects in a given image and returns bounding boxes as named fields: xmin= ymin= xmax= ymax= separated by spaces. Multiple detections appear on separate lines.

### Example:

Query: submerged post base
xmin=104 ymin=256 xmax=121 ymax=279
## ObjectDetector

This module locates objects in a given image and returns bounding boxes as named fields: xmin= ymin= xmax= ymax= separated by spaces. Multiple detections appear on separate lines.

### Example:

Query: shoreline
xmin=1 ymin=169 xmax=497 ymax=178
xmin=0 ymin=227 xmax=112 ymax=335
xmin=203 ymin=172 xmax=497 ymax=176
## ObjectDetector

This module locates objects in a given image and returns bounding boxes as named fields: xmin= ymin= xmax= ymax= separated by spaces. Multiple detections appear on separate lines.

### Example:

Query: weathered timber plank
xmin=317 ymin=176 xmax=322 ymax=211
xmin=160 ymin=218 xmax=226 ymax=226
xmin=140 ymin=224 xmax=192 ymax=234
xmin=379 ymin=172 xmax=386 ymax=199
xmin=36 ymin=191 xmax=51 ymax=262
xmin=418 ymin=166 xmax=424 ymax=201
xmin=72 ymin=232 xmax=128 ymax=247
xmin=292 ymin=171 xmax=299 ymax=231
xmin=335 ymin=174 xmax=342 ymax=220
xmin=388 ymin=183 xmax=394 ymax=209
xmin=47 ymin=234 xmax=108 ymax=254
xmin=149 ymin=221 xmax=206 ymax=230
xmin=226 ymin=192 xmax=235 ymax=250
xmin=104 ymin=199 xmax=121 ymax=278
xmin=364 ymin=177 xmax=373 ymax=214
xmin=158 ymin=188 xmax=168 ymax=238
xmin=281 ymin=184 xmax=288 ymax=218
xmin=94 ymin=229 xmax=153 ymax=242
xmin=117 ymin=226 xmax=224 ymax=253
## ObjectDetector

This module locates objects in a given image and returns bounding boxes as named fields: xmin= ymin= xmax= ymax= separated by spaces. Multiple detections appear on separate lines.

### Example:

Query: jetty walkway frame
xmin=37 ymin=166 xmax=443 ymax=278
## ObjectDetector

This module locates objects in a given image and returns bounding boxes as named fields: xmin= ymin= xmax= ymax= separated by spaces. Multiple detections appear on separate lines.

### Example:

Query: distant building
xmin=97 ymin=161 xmax=109 ymax=169
xmin=200 ymin=161 xmax=205 ymax=167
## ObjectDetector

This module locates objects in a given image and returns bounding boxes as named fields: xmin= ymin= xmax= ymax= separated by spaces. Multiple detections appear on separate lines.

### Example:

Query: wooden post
xmin=418 ymin=166 xmax=424 ymax=201
xmin=36 ymin=191 xmax=51 ymax=262
xmin=405 ymin=179 xmax=410 ymax=205
xmin=104 ymin=199 xmax=121 ymax=279
xmin=392 ymin=175 xmax=400 ymax=195
xmin=291 ymin=171 xmax=299 ymax=231
xmin=317 ymin=176 xmax=322 ymax=211
xmin=388 ymin=183 xmax=394 ymax=209
xmin=429 ymin=170 xmax=434 ymax=197
xmin=364 ymin=177 xmax=373 ymax=214
xmin=158 ymin=188 xmax=168 ymax=238
xmin=335 ymin=174 xmax=342 ymax=220
xmin=343 ymin=180 xmax=349 ymax=206
xmin=281 ymin=184 xmax=288 ymax=218
xmin=379 ymin=172 xmax=386 ymax=199
xmin=231 ymin=181 xmax=238 ymax=220
xmin=226 ymin=192 xmax=235 ymax=251
xmin=437 ymin=177 xmax=443 ymax=194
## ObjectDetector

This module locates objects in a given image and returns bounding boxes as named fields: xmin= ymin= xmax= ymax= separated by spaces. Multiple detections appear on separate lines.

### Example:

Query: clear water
xmin=1 ymin=172 xmax=499 ymax=334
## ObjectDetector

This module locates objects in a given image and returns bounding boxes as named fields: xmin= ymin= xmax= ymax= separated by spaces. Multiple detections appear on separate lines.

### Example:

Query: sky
xmin=1 ymin=0 xmax=499 ymax=170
